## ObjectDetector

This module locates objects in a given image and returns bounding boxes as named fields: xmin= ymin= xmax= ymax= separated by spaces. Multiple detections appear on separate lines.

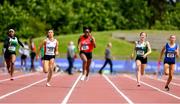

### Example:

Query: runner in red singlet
xmin=78 ymin=27 xmax=96 ymax=81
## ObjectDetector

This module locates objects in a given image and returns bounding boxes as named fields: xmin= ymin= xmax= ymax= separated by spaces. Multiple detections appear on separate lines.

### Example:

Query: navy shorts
xmin=80 ymin=51 xmax=92 ymax=59
xmin=135 ymin=56 xmax=147 ymax=64
xmin=164 ymin=61 xmax=175 ymax=65
xmin=44 ymin=55 xmax=55 ymax=60
xmin=4 ymin=51 xmax=16 ymax=59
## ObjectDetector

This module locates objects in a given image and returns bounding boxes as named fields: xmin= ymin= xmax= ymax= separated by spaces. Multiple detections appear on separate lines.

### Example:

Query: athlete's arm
xmin=91 ymin=36 xmax=96 ymax=48
xmin=143 ymin=41 xmax=152 ymax=58
xmin=158 ymin=45 xmax=165 ymax=62
xmin=77 ymin=37 xmax=81 ymax=52
xmin=37 ymin=40 xmax=45 ymax=59
xmin=17 ymin=38 xmax=24 ymax=47
xmin=131 ymin=42 xmax=136 ymax=59
xmin=3 ymin=37 xmax=9 ymax=49
xmin=175 ymin=45 xmax=179 ymax=58
xmin=55 ymin=40 xmax=59 ymax=55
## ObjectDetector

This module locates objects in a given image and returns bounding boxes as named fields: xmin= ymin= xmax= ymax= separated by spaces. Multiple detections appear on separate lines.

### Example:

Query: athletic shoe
xmin=46 ymin=83 xmax=51 ymax=87
xmin=165 ymin=86 xmax=169 ymax=91
xmin=137 ymin=83 xmax=141 ymax=87
xmin=10 ymin=77 xmax=14 ymax=81
xmin=10 ymin=78 xmax=14 ymax=81
xmin=80 ymin=75 xmax=86 ymax=81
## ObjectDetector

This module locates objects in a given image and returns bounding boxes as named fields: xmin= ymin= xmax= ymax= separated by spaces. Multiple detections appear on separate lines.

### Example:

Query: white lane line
xmin=103 ymin=75 xmax=134 ymax=104
xmin=0 ymin=72 xmax=38 ymax=83
xmin=0 ymin=73 xmax=59 ymax=100
xmin=61 ymin=74 xmax=82 ymax=104
xmin=124 ymin=74 xmax=180 ymax=100
xmin=146 ymin=75 xmax=180 ymax=87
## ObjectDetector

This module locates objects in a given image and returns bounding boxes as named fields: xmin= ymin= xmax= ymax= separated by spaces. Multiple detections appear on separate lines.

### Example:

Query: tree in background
xmin=0 ymin=0 xmax=179 ymax=41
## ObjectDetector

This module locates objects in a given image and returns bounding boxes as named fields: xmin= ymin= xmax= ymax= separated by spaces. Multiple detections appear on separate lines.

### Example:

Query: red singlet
xmin=79 ymin=35 xmax=94 ymax=53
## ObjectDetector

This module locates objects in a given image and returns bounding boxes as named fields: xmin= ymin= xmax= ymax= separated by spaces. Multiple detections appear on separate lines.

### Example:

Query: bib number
xmin=8 ymin=46 xmax=15 ymax=51
xmin=46 ymin=47 xmax=55 ymax=55
xmin=137 ymin=50 xmax=144 ymax=55
xmin=81 ymin=45 xmax=89 ymax=51
xmin=167 ymin=53 xmax=175 ymax=58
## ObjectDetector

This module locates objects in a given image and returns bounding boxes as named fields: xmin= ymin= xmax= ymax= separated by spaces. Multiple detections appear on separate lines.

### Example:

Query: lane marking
xmin=0 ymin=73 xmax=59 ymax=100
xmin=124 ymin=74 xmax=180 ymax=100
xmin=146 ymin=75 xmax=180 ymax=87
xmin=61 ymin=74 xmax=82 ymax=104
xmin=103 ymin=75 xmax=134 ymax=104
xmin=0 ymin=72 xmax=38 ymax=83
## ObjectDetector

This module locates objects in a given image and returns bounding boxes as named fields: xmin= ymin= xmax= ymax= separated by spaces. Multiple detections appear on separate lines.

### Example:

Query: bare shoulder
xmin=91 ymin=36 xmax=95 ymax=40
xmin=146 ymin=41 xmax=150 ymax=45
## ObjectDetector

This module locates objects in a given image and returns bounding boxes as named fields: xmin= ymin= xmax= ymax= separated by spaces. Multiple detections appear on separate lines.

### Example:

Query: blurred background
xmin=0 ymin=0 xmax=180 ymax=73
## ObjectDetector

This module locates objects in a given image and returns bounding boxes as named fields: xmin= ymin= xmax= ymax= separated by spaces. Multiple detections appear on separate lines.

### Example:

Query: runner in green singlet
xmin=3 ymin=29 xmax=24 ymax=80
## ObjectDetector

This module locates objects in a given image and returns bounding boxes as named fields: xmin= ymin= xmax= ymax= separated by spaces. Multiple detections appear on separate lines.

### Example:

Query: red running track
xmin=0 ymin=71 xmax=180 ymax=103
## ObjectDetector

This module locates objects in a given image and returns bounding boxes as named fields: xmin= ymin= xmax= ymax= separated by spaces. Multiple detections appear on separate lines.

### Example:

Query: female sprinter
xmin=131 ymin=32 xmax=151 ymax=86
xmin=78 ymin=27 xmax=96 ymax=81
xmin=158 ymin=35 xmax=179 ymax=91
xmin=37 ymin=30 xmax=59 ymax=87
xmin=3 ymin=29 xmax=24 ymax=80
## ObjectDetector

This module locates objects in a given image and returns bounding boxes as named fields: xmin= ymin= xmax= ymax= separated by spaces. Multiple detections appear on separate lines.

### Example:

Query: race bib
xmin=137 ymin=50 xmax=144 ymax=55
xmin=46 ymin=47 xmax=55 ymax=55
xmin=81 ymin=45 xmax=89 ymax=50
xmin=8 ymin=46 xmax=16 ymax=51
xmin=167 ymin=53 xmax=175 ymax=58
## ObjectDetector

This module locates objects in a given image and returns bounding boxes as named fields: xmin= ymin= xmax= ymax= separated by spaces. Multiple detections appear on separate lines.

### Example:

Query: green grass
xmin=34 ymin=30 xmax=159 ymax=60
xmin=1 ymin=30 xmax=180 ymax=60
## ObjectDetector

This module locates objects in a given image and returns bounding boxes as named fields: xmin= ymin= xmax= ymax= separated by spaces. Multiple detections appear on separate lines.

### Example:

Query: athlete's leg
xmin=47 ymin=58 xmax=55 ymax=84
xmin=86 ymin=59 xmax=92 ymax=77
xmin=165 ymin=64 xmax=175 ymax=90
xmin=5 ymin=58 xmax=11 ymax=73
xmin=136 ymin=60 xmax=142 ymax=86
xmin=43 ymin=60 xmax=50 ymax=73
xmin=164 ymin=63 xmax=169 ymax=75
xmin=141 ymin=64 xmax=146 ymax=76
xmin=10 ymin=54 xmax=16 ymax=78
xmin=80 ymin=53 xmax=87 ymax=75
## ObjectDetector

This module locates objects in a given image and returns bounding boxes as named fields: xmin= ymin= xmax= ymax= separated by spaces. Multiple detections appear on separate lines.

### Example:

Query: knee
xmin=83 ymin=59 xmax=88 ymax=63
xmin=136 ymin=65 xmax=141 ymax=69
xmin=164 ymin=71 xmax=169 ymax=75
xmin=50 ymin=65 xmax=54 ymax=70
xmin=11 ymin=62 xmax=14 ymax=66
xmin=43 ymin=68 xmax=48 ymax=73
xmin=141 ymin=71 xmax=144 ymax=75
xmin=169 ymin=75 xmax=173 ymax=79
xmin=164 ymin=73 xmax=169 ymax=75
xmin=44 ymin=71 xmax=48 ymax=73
